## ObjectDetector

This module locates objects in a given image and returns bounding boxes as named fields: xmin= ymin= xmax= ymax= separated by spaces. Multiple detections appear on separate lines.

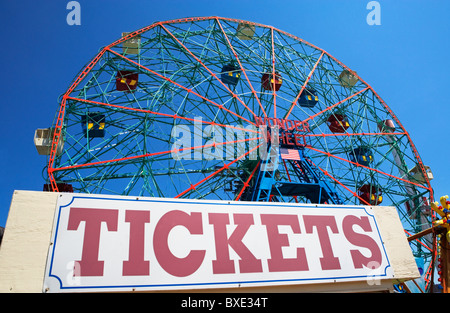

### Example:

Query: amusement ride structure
xmin=34 ymin=17 xmax=438 ymax=292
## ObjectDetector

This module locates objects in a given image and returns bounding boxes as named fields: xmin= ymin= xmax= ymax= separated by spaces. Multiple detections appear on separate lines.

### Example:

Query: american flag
xmin=280 ymin=148 xmax=301 ymax=161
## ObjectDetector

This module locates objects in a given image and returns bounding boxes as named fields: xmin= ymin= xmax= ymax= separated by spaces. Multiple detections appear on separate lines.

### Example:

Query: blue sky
xmin=0 ymin=0 xmax=449 ymax=227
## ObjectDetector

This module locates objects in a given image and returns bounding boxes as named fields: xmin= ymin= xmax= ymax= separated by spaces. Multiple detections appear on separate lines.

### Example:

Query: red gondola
xmin=116 ymin=70 xmax=139 ymax=91
xmin=358 ymin=184 xmax=382 ymax=205
xmin=261 ymin=72 xmax=282 ymax=91
xmin=327 ymin=114 xmax=350 ymax=133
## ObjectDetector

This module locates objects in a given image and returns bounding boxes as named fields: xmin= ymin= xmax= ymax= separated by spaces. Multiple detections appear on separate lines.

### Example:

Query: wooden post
xmin=439 ymin=234 xmax=450 ymax=293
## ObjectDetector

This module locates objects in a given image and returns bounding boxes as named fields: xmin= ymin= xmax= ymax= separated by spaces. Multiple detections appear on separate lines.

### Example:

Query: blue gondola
xmin=81 ymin=113 xmax=105 ymax=138
xmin=298 ymin=88 xmax=319 ymax=108
xmin=349 ymin=146 xmax=373 ymax=166
xmin=220 ymin=64 xmax=241 ymax=87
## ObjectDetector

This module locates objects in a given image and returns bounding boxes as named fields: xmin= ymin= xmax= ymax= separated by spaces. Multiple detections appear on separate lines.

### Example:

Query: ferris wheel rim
xmin=47 ymin=16 xmax=432 ymax=201
xmin=41 ymin=15 xmax=436 ymax=292
xmin=46 ymin=15 xmax=433 ymax=249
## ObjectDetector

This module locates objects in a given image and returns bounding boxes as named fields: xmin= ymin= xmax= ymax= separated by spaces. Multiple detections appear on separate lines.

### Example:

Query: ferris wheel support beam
xmin=284 ymin=51 xmax=324 ymax=120
xmin=276 ymin=10 xmax=434 ymax=202
xmin=52 ymin=132 xmax=261 ymax=173
xmin=303 ymin=87 xmax=370 ymax=124
xmin=383 ymin=130 xmax=427 ymax=234
xmin=44 ymin=17 xmax=434 ymax=292
xmin=175 ymin=143 xmax=262 ymax=198
xmin=48 ymin=48 xmax=109 ymax=191
xmin=270 ymin=27 xmax=277 ymax=119
xmin=65 ymin=96 xmax=259 ymax=136
xmin=215 ymin=18 xmax=267 ymax=118
xmin=56 ymin=15 xmax=432 ymax=204
xmin=157 ymin=23 xmax=258 ymax=121
xmin=107 ymin=48 xmax=255 ymax=126
xmin=318 ymin=166 xmax=371 ymax=206
xmin=305 ymin=131 xmax=408 ymax=138
xmin=306 ymin=146 xmax=428 ymax=191
xmin=372 ymin=92 xmax=433 ymax=201
xmin=234 ymin=160 xmax=261 ymax=201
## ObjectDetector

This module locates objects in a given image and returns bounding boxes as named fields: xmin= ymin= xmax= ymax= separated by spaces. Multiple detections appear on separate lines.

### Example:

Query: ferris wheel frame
xmin=42 ymin=16 xmax=435 ymax=291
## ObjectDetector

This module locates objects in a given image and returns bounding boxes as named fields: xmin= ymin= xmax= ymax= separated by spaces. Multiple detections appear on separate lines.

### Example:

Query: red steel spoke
xmin=302 ymin=151 xmax=369 ymax=205
xmin=271 ymin=27 xmax=277 ymax=118
xmin=304 ymin=131 xmax=407 ymax=138
xmin=303 ymin=87 xmax=370 ymax=124
xmin=404 ymin=230 xmax=433 ymax=252
xmin=48 ymin=49 xmax=108 ymax=191
xmin=369 ymin=87 xmax=433 ymax=197
xmin=305 ymin=145 xmax=431 ymax=191
xmin=235 ymin=160 xmax=261 ymax=201
xmin=284 ymin=51 xmax=325 ymax=119
xmin=175 ymin=143 xmax=262 ymax=198
xmin=158 ymin=23 xmax=258 ymax=121
xmin=282 ymin=159 xmax=299 ymax=203
xmin=65 ymin=97 xmax=259 ymax=136
xmin=318 ymin=166 xmax=370 ymax=206
xmin=106 ymin=48 xmax=255 ymax=126
xmin=424 ymin=258 xmax=434 ymax=291
xmin=215 ymin=18 xmax=267 ymax=118
xmin=53 ymin=136 xmax=261 ymax=172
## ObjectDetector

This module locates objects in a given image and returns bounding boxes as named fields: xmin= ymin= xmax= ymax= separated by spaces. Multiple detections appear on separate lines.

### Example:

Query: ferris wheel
xmin=35 ymin=17 xmax=434 ymax=291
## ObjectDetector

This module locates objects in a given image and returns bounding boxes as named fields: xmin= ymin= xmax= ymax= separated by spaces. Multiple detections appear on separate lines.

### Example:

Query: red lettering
xmin=209 ymin=213 xmax=262 ymax=274
xmin=123 ymin=210 xmax=150 ymax=276
xmin=280 ymin=132 xmax=285 ymax=145
xmin=276 ymin=118 xmax=286 ymax=130
xmin=264 ymin=117 xmax=273 ymax=127
xmin=285 ymin=119 xmax=295 ymax=131
xmin=153 ymin=211 xmax=205 ymax=277
xmin=255 ymin=116 xmax=264 ymax=127
xmin=294 ymin=120 xmax=303 ymax=132
xmin=293 ymin=121 xmax=310 ymax=133
xmin=285 ymin=132 xmax=293 ymax=145
xmin=66 ymin=206 xmax=385 ymax=280
xmin=255 ymin=118 xmax=308 ymax=133
xmin=260 ymin=214 xmax=309 ymax=272
xmin=304 ymin=215 xmax=341 ymax=270
xmin=342 ymin=215 xmax=382 ymax=269
xmin=304 ymin=122 xmax=310 ymax=133
xmin=294 ymin=133 xmax=305 ymax=146
xmin=67 ymin=208 xmax=118 ymax=276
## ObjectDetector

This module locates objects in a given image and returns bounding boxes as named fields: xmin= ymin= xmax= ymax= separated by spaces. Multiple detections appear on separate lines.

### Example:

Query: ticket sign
xmin=43 ymin=194 xmax=393 ymax=292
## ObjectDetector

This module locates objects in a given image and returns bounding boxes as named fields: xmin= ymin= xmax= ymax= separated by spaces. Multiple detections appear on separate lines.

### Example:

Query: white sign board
xmin=43 ymin=194 xmax=393 ymax=292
